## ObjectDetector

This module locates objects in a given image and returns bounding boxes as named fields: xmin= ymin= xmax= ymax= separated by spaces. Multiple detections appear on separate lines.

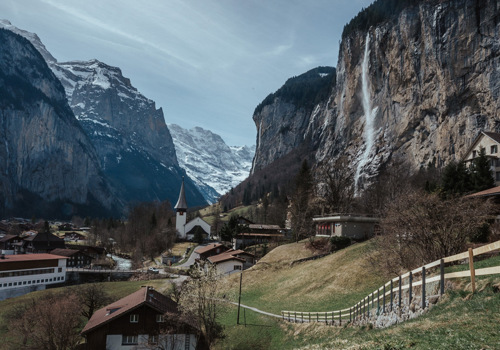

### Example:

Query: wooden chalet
xmin=81 ymin=286 xmax=202 ymax=350
xmin=195 ymin=243 xmax=229 ymax=260
xmin=16 ymin=231 xmax=65 ymax=254
xmin=50 ymin=248 xmax=92 ymax=268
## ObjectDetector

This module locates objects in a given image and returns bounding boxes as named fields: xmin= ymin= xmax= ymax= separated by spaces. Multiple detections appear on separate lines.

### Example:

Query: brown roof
xmin=0 ymin=234 xmax=18 ymax=243
xmin=248 ymin=224 xmax=281 ymax=230
xmin=224 ymin=249 xmax=255 ymax=257
xmin=237 ymin=233 xmax=284 ymax=237
xmin=0 ymin=253 xmax=68 ymax=262
xmin=81 ymin=287 xmax=179 ymax=335
xmin=49 ymin=248 xmax=82 ymax=257
xmin=465 ymin=185 xmax=500 ymax=198
xmin=208 ymin=253 xmax=245 ymax=264
xmin=195 ymin=243 xmax=226 ymax=255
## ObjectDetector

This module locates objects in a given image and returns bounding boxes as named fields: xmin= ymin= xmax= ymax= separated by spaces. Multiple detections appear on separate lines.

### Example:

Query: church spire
xmin=174 ymin=177 xmax=188 ymax=211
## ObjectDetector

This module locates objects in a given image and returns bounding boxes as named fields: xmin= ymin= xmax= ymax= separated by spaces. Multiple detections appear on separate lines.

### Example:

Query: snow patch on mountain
xmin=168 ymin=124 xmax=255 ymax=203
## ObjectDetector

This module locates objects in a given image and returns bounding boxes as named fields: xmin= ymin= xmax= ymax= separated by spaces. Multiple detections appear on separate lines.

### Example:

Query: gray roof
xmin=174 ymin=178 xmax=188 ymax=211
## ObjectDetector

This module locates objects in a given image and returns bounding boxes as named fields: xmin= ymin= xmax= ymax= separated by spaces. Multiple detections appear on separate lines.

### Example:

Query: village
xmin=0 ymin=131 xmax=499 ymax=349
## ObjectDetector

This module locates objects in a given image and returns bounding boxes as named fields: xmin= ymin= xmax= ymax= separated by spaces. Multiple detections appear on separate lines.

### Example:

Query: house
xmin=66 ymin=244 xmax=107 ymax=260
xmin=61 ymin=231 xmax=86 ymax=242
xmin=50 ymin=248 xmax=92 ymax=268
xmin=204 ymin=249 xmax=255 ymax=275
xmin=232 ymin=223 xmax=285 ymax=249
xmin=462 ymin=131 xmax=500 ymax=185
xmin=81 ymin=286 xmax=201 ymax=350
xmin=313 ymin=214 xmax=379 ymax=240
xmin=0 ymin=253 xmax=68 ymax=301
xmin=0 ymin=234 xmax=22 ymax=255
xmin=195 ymin=243 xmax=229 ymax=261
xmin=174 ymin=179 xmax=211 ymax=240
xmin=16 ymin=231 xmax=65 ymax=254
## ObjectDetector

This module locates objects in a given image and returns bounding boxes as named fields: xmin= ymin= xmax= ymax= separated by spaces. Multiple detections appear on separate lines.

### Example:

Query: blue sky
xmin=1 ymin=0 xmax=373 ymax=146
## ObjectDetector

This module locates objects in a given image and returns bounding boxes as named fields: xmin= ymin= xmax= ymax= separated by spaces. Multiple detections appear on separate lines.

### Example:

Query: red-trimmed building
xmin=81 ymin=286 xmax=202 ymax=350
xmin=0 ymin=253 xmax=68 ymax=301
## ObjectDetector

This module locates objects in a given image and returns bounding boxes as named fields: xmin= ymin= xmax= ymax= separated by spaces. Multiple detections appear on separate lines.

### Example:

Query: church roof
xmin=174 ymin=178 xmax=188 ymax=211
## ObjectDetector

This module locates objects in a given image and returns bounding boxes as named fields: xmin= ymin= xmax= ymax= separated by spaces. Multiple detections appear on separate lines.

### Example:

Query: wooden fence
xmin=281 ymin=240 xmax=500 ymax=324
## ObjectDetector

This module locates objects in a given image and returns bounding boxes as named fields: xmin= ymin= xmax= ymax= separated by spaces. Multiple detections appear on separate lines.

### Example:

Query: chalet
xmin=195 ymin=243 xmax=229 ymax=261
xmin=204 ymin=249 xmax=255 ymax=275
xmin=0 ymin=253 xmax=68 ymax=301
xmin=81 ymin=286 xmax=201 ymax=350
xmin=313 ymin=214 xmax=379 ymax=240
xmin=62 ymin=231 xmax=86 ymax=242
xmin=50 ymin=248 xmax=92 ymax=268
xmin=462 ymin=131 xmax=500 ymax=185
xmin=0 ymin=234 xmax=22 ymax=255
xmin=15 ymin=231 xmax=65 ymax=254
xmin=66 ymin=244 xmax=107 ymax=260
xmin=233 ymin=223 xmax=285 ymax=249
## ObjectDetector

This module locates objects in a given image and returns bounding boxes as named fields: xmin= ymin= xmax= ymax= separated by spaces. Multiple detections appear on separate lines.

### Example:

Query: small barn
xmin=313 ymin=214 xmax=379 ymax=240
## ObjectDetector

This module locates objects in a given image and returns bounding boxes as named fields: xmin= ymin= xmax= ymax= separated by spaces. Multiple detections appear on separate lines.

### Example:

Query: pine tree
xmin=470 ymin=148 xmax=495 ymax=192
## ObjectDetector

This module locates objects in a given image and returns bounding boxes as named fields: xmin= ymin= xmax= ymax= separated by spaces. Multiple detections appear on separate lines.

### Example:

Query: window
xmin=130 ymin=314 xmax=139 ymax=323
xmin=156 ymin=314 xmax=165 ymax=323
xmin=58 ymin=268 xmax=62 ymax=273
xmin=492 ymin=145 xmax=498 ymax=154
xmin=234 ymin=265 xmax=242 ymax=270
xmin=472 ymin=150 xmax=477 ymax=158
xmin=496 ymin=172 xmax=500 ymax=181
xmin=149 ymin=334 xmax=158 ymax=344
xmin=122 ymin=335 xmax=138 ymax=345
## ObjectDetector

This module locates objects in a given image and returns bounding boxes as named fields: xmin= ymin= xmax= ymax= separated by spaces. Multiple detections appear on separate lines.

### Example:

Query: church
xmin=174 ymin=179 xmax=211 ymax=241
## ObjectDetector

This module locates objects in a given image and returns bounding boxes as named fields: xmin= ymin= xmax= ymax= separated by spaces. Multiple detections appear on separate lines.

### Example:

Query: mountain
xmin=0 ymin=28 xmax=120 ymax=218
xmin=168 ymin=124 xmax=255 ymax=203
xmin=0 ymin=20 xmax=207 ymax=210
xmin=250 ymin=0 xmax=500 ymax=193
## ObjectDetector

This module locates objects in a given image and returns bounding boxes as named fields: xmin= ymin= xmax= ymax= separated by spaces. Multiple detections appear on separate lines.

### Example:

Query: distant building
xmin=206 ymin=249 xmax=255 ymax=275
xmin=50 ymin=248 xmax=92 ymax=268
xmin=0 ymin=253 xmax=68 ymax=301
xmin=0 ymin=234 xmax=22 ymax=255
xmin=81 ymin=286 xmax=201 ymax=350
xmin=313 ymin=214 xmax=379 ymax=240
xmin=195 ymin=243 xmax=229 ymax=260
xmin=174 ymin=179 xmax=211 ymax=240
xmin=15 ymin=231 xmax=65 ymax=254
xmin=462 ymin=131 xmax=500 ymax=185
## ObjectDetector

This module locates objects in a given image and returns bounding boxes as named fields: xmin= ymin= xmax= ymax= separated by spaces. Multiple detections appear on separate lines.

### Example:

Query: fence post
xmin=309 ymin=312 xmax=311 ymax=323
xmin=440 ymin=259 xmax=445 ymax=296
xmin=422 ymin=266 xmax=426 ymax=310
xmin=383 ymin=284 xmax=386 ymax=314
xmin=398 ymin=275 xmax=402 ymax=308
xmin=340 ymin=310 xmax=342 ymax=326
xmin=468 ymin=248 xmax=476 ymax=293
xmin=349 ymin=307 xmax=351 ymax=322
xmin=409 ymin=271 xmax=413 ymax=304
xmin=390 ymin=280 xmax=393 ymax=312
xmin=377 ymin=289 xmax=380 ymax=314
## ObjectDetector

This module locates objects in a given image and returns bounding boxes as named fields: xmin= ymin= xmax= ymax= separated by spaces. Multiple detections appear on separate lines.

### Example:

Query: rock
xmin=428 ymin=295 xmax=440 ymax=304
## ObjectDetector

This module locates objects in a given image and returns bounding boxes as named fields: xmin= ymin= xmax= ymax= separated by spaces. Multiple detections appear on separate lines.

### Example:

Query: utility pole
xmin=237 ymin=272 xmax=243 ymax=324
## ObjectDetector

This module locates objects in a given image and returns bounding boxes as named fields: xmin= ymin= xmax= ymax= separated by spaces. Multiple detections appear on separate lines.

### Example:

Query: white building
xmin=0 ymin=253 xmax=68 ymax=301
xmin=462 ymin=131 xmax=500 ymax=185
xmin=174 ymin=179 xmax=211 ymax=240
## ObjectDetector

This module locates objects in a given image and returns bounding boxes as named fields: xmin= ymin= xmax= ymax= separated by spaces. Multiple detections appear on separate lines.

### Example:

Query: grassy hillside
xmin=227 ymin=240 xmax=386 ymax=314
xmin=216 ymin=239 xmax=500 ymax=349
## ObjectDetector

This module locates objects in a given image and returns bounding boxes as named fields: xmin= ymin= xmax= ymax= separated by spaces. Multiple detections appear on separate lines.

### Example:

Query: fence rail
xmin=281 ymin=240 xmax=500 ymax=324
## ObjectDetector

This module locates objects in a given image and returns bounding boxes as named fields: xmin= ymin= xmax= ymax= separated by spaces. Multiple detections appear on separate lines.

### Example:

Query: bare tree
xmin=7 ymin=292 xmax=83 ymax=350
xmin=76 ymin=283 xmax=112 ymax=320
xmin=379 ymin=189 xmax=495 ymax=272
xmin=317 ymin=157 xmax=355 ymax=214
xmin=178 ymin=264 xmax=230 ymax=348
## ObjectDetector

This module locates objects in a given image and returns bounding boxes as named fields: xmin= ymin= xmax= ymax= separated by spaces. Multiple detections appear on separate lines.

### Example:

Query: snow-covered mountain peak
xmin=168 ymin=124 xmax=255 ymax=203
xmin=0 ymin=19 xmax=57 ymax=63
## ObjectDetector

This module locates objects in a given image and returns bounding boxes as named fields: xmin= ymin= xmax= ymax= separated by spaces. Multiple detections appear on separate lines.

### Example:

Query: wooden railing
xmin=281 ymin=240 xmax=500 ymax=324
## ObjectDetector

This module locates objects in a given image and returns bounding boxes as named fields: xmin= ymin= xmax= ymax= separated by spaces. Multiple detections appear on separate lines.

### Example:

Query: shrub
xmin=330 ymin=236 xmax=351 ymax=251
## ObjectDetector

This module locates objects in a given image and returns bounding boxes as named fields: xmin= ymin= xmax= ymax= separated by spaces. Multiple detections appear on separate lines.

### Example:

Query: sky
xmin=0 ymin=0 xmax=373 ymax=146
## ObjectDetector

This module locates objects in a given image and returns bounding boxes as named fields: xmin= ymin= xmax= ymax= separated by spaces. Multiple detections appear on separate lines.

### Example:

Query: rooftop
xmin=0 ymin=253 xmax=68 ymax=262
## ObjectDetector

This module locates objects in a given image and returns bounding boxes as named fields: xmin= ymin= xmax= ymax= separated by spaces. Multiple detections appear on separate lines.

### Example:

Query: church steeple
xmin=175 ymin=178 xmax=188 ymax=239
xmin=174 ymin=177 xmax=188 ymax=212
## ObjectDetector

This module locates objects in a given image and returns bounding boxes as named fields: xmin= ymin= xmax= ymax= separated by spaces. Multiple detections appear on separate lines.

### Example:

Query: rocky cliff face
xmin=169 ymin=124 xmax=255 ymax=203
xmin=0 ymin=28 xmax=119 ymax=218
xmin=251 ymin=0 xmax=500 ymax=192
xmin=54 ymin=59 xmax=206 ymax=206
xmin=0 ymin=20 xmax=207 ymax=208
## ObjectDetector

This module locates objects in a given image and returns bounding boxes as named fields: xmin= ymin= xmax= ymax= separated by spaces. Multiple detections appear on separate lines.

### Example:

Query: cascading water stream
xmin=354 ymin=33 xmax=378 ymax=195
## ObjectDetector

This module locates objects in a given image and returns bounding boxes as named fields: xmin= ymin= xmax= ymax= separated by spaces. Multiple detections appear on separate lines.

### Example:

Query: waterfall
xmin=354 ymin=33 xmax=378 ymax=195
